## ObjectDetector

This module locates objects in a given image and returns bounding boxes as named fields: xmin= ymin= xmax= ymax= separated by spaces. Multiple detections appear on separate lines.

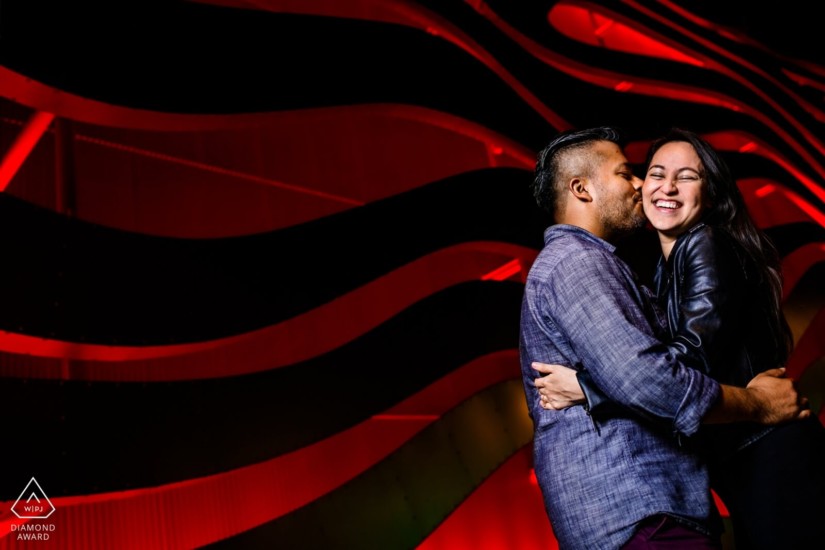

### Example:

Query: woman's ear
xmin=569 ymin=177 xmax=592 ymax=202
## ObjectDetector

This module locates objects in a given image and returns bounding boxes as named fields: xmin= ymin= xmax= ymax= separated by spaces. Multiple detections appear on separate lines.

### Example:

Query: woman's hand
xmin=533 ymin=362 xmax=586 ymax=410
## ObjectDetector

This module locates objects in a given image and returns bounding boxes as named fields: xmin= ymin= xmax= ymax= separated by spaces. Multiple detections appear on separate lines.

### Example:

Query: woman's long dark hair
xmin=645 ymin=128 xmax=794 ymax=364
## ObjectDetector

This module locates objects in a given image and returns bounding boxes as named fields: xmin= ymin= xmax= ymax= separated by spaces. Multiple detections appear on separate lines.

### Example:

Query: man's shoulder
xmin=527 ymin=234 xmax=623 ymax=296
xmin=535 ymin=228 xmax=617 ymax=270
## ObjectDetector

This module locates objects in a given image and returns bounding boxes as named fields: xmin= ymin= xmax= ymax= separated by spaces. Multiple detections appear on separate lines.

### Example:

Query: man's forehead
xmin=594 ymin=140 xmax=625 ymax=157
xmin=596 ymin=142 xmax=630 ymax=166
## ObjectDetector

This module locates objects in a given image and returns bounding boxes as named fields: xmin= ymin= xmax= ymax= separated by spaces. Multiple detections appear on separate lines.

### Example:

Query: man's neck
xmin=556 ymin=215 xmax=609 ymax=242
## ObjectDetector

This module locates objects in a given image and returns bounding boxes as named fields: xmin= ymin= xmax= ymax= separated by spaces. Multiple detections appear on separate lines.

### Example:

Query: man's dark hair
xmin=533 ymin=126 xmax=625 ymax=216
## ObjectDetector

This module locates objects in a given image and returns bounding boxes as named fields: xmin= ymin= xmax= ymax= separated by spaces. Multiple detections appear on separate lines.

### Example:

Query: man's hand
xmin=533 ymin=362 xmax=586 ymax=410
xmin=746 ymin=367 xmax=810 ymax=424
xmin=706 ymin=367 xmax=810 ymax=425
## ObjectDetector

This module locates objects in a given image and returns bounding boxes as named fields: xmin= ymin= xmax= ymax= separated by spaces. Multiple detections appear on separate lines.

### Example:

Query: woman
xmin=535 ymin=128 xmax=825 ymax=549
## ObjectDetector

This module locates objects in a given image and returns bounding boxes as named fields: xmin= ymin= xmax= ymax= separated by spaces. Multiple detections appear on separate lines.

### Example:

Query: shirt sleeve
xmin=530 ymin=247 xmax=720 ymax=436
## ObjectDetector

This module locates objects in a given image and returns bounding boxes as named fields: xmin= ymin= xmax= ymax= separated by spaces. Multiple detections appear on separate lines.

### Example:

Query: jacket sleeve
xmin=576 ymin=368 xmax=612 ymax=414
xmin=668 ymin=228 xmax=734 ymax=375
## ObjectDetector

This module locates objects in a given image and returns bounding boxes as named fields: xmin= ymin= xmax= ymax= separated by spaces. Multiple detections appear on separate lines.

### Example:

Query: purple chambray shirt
xmin=519 ymin=225 xmax=722 ymax=549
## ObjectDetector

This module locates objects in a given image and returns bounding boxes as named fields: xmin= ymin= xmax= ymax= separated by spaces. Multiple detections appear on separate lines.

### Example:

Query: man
xmin=519 ymin=127 xmax=807 ymax=549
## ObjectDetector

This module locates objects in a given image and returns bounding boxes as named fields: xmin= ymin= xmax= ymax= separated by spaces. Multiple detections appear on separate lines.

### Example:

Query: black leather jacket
xmin=654 ymin=223 xmax=782 ymax=387
xmin=654 ymin=223 xmax=780 ymax=461
xmin=580 ymin=223 xmax=780 ymax=461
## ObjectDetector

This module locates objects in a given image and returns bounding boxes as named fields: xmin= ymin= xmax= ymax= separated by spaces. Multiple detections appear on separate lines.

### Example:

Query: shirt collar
xmin=543 ymin=224 xmax=617 ymax=254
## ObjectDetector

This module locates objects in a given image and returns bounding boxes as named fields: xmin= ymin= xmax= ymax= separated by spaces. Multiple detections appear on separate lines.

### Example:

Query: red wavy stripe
xmin=623 ymin=0 xmax=825 ymax=124
xmin=706 ymin=131 xmax=825 ymax=207
xmin=194 ymin=0 xmax=570 ymax=131
xmin=554 ymin=0 xmax=825 ymax=159
xmin=467 ymin=1 xmax=825 ymax=181
xmin=656 ymin=0 xmax=825 ymax=83
xmin=0 ymin=182 xmax=813 ymax=381
xmin=0 ymin=352 xmax=519 ymax=549
xmin=0 ymin=1 xmax=570 ymax=133
xmin=1 ymin=102 xmax=533 ymax=237
xmin=0 ymin=243 xmax=536 ymax=381
xmin=782 ymin=244 xmax=825 ymax=300
xmin=0 ymin=67 xmax=288 ymax=131
xmin=0 ymin=111 xmax=54 ymax=191
xmin=417 ymin=444 xmax=557 ymax=550
xmin=785 ymin=304 xmax=825 ymax=383
xmin=740 ymin=179 xmax=825 ymax=230
xmin=783 ymin=68 xmax=825 ymax=93
xmin=547 ymin=2 xmax=705 ymax=65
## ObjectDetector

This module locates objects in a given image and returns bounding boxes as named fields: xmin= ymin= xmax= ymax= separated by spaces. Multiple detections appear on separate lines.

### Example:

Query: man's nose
xmin=632 ymin=175 xmax=643 ymax=191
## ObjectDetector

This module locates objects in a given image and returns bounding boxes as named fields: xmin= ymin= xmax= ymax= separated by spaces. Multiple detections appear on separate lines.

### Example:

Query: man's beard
xmin=600 ymin=202 xmax=646 ymax=241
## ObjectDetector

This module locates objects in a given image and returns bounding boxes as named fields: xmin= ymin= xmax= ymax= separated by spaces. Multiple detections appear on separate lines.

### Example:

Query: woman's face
xmin=642 ymin=141 xmax=708 ymax=239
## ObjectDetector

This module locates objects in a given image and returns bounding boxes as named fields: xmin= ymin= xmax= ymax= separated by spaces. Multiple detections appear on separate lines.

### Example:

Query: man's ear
xmin=569 ymin=177 xmax=592 ymax=202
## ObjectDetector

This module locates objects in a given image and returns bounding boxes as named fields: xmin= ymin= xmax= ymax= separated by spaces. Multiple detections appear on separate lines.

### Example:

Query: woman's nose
xmin=661 ymin=179 xmax=678 ymax=193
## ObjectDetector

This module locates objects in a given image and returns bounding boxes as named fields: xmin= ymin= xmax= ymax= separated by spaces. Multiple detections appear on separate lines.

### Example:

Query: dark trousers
xmin=621 ymin=515 xmax=722 ymax=549
xmin=712 ymin=416 xmax=825 ymax=550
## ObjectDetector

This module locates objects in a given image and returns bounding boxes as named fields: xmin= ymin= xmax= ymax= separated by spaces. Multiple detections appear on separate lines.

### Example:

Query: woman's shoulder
xmin=678 ymin=224 xmax=744 ymax=277
xmin=683 ymin=222 xmax=718 ymax=240
xmin=680 ymin=223 xmax=732 ymax=255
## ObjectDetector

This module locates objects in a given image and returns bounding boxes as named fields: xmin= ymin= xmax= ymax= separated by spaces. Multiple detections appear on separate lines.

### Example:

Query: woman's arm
xmin=532 ymin=362 xmax=615 ymax=413
xmin=532 ymin=362 xmax=584 ymax=409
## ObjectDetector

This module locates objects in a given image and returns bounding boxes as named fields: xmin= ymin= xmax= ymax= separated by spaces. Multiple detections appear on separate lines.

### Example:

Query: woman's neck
xmin=659 ymin=234 xmax=677 ymax=261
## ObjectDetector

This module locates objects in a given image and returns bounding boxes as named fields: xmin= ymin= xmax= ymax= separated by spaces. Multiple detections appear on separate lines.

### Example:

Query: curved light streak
xmin=0 ymin=243 xmax=536 ymax=381
xmin=467 ymin=1 xmax=825 ymax=181
xmin=559 ymin=0 xmax=825 ymax=154
xmin=783 ymin=68 xmax=825 ymax=94
xmin=192 ymin=0 xmax=570 ymax=130
xmin=704 ymin=130 xmax=825 ymax=207
xmin=0 ymin=66 xmax=296 ymax=131
xmin=417 ymin=445 xmax=557 ymax=550
xmin=1 ymin=102 xmax=534 ymax=237
xmin=655 ymin=0 xmax=825 ymax=83
xmin=740 ymin=180 xmax=824 ymax=230
xmin=0 ymin=352 xmax=520 ymax=549
xmin=0 ymin=111 xmax=55 ymax=191
xmin=633 ymin=0 xmax=825 ymax=124
xmin=781 ymin=244 xmax=825 ymax=301
xmin=786 ymin=303 xmax=825 ymax=380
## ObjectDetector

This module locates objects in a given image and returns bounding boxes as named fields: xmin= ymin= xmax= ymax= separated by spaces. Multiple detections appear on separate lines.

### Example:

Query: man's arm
xmin=533 ymin=362 xmax=809 ymax=424
xmin=704 ymin=367 xmax=810 ymax=424
xmin=529 ymin=247 xmax=719 ymax=436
